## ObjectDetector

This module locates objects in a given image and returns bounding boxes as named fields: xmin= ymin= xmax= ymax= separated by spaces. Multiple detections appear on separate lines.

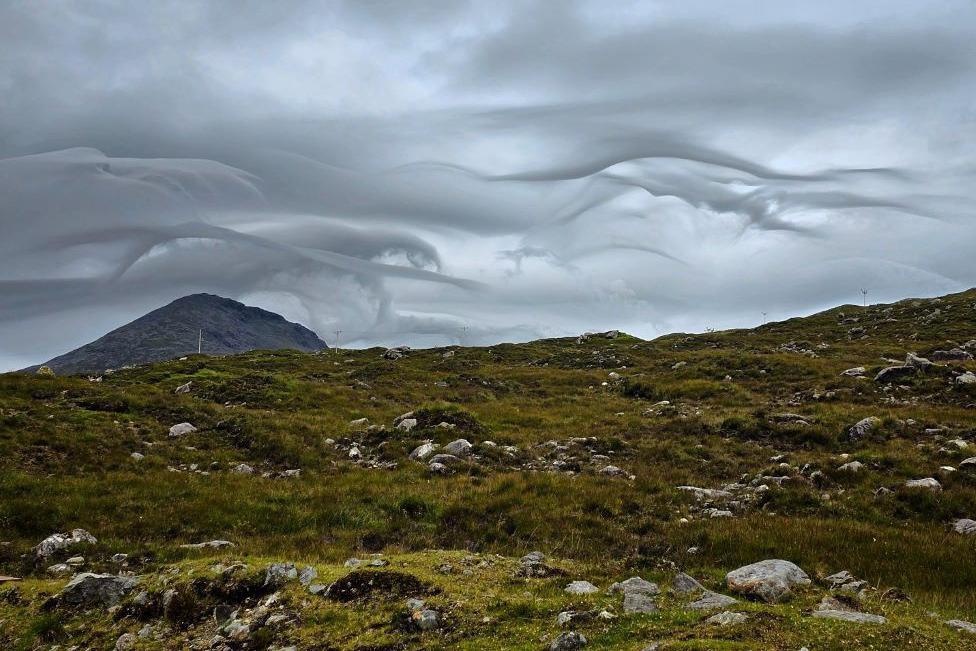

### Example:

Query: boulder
xmin=550 ymin=631 xmax=587 ymax=650
xmin=412 ymin=608 xmax=439 ymax=631
xmin=168 ymin=422 xmax=197 ymax=437
xmin=174 ymin=381 xmax=192 ymax=394
xmin=608 ymin=577 xmax=659 ymax=596
xmin=180 ymin=540 xmax=235 ymax=550
xmin=409 ymin=442 xmax=439 ymax=461
xmin=672 ymin=572 xmax=705 ymax=595
xmin=840 ymin=367 xmax=866 ymax=377
xmin=838 ymin=461 xmax=864 ymax=473
xmin=931 ymin=348 xmax=973 ymax=361
xmin=444 ymin=439 xmax=473 ymax=456
xmin=56 ymin=573 xmax=138 ymax=608
xmin=429 ymin=453 xmax=460 ymax=466
xmin=947 ymin=619 xmax=976 ymax=634
xmin=956 ymin=372 xmax=976 ymax=385
xmin=952 ymin=519 xmax=976 ymax=535
xmin=34 ymin=529 xmax=97 ymax=560
xmin=812 ymin=596 xmax=886 ymax=624
xmin=904 ymin=477 xmax=941 ymax=492
xmin=565 ymin=580 xmax=599 ymax=595
xmin=623 ymin=592 xmax=658 ymax=614
xmin=847 ymin=417 xmax=881 ymax=441
xmin=115 ymin=632 xmax=137 ymax=651
xmin=875 ymin=366 xmax=915 ymax=383
xmin=677 ymin=486 xmax=733 ymax=501
xmin=688 ymin=591 xmax=738 ymax=610
xmin=905 ymin=352 xmax=934 ymax=369
xmin=396 ymin=418 xmax=418 ymax=432
xmin=706 ymin=610 xmax=749 ymax=625
xmin=725 ymin=560 xmax=810 ymax=603
xmin=265 ymin=562 xmax=298 ymax=587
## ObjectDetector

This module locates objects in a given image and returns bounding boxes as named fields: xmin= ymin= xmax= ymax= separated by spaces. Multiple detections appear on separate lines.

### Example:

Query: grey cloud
xmin=1 ymin=0 xmax=975 ymax=369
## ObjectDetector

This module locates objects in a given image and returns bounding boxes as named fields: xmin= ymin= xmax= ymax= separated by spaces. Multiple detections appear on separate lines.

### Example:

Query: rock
xmin=565 ymin=580 xmax=599 ymax=595
xmin=111 ymin=553 xmax=128 ymax=563
xmin=56 ymin=573 xmax=138 ymax=608
xmin=231 ymin=463 xmax=254 ymax=474
xmin=549 ymin=631 xmax=587 ymax=650
xmin=677 ymin=486 xmax=733 ymax=501
xmin=623 ymin=592 xmax=658 ymax=614
xmin=688 ymin=590 xmax=738 ymax=610
xmin=0 ymin=575 xmax=21 ymax=583
xmin=598 ymin=465 xmax=629 ymax=478
xmin=168 ymin=422 xmax=197 ymax=437
xmin=952 ymin=519 xmax=976 ymax=535
xmin=299 ymin=566 xmax=318 ymax=586
xmin=813 ymin=596 xmax=886 ymax=624
xmin=47 ymin=563 xmax=71 ymax=576
xmin=837 ymin=460 xmax=864 ymax=472
xmin=409 ymin=442 xmax=439 ymax=461
xmin=956 ymin=372 xmax=976 ymax=385
xmin=706 ymin=610 xmax=749 ymax=625
xmin=412 ymin=608 xmax=439 ymax=631
xmin=444 ymin=439 xmax=473 ymax=456
xmin=174 ymin=381 xmax=192 ymax=394
xmin=348 ymin=417 xmax=369 ymax=429
xmin=609 ymin=577 xmax=659 ymax=596
xmin=348 ymin=446 xmax=362 ymax=460
xmin=672 ymin=572 xmax=705 ymax=595
xmin=265 ymin=562 xmax=298 ymax=587
xmin=725 ymin=559 xmax=811 ymax=603
xmin=428 ymin=462 xmax=449 ymax=474
xmin=824 ymin=571 xmax=869 ymax=596
xmin=840 ymin=367 xmax=866 ymax=377
xmin=65 ymin=556 xmax=85 ymax=566
xmin=406 ymin=598 xmax=425 ymax=611
xmin=875 ymin=365 xmax=916 ymax=382
xmin=946 ymin=619 xmax=976 ymax=634
xmin=33 ymin=529 xmax=97 ymax=560
xmin=383 ymin=346 xmax=411 ymax=360
xmin=515 ymin=551 xmax=558 ymax=578
xmin=396 ymin=418 xmax=418 ymax=432
xmin=703 ymin=508 xmax=733 ymax=518
xmin=961 ymin=457 xmax=976 ymax=469
xmin=181 ymin=540 xmax=235 ymax=550
xmin=906 ymin=352 xmax=934 ymax=369
xmin=115 ymin=632 xmax=137 ymax=650
xmin=848 ymin=417 xmax=881 ymax=441
xmin=932 ymin=348 xmax=973 ymax=361
xmin=904 ymin=477 xmax=941 ymax=492
xmin=429 ymin=453 xmax=460 ymax=466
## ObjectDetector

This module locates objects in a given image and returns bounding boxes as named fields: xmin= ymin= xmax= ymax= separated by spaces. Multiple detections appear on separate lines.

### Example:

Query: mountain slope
xmin=32 ymin=293 xmax=327 ymax=374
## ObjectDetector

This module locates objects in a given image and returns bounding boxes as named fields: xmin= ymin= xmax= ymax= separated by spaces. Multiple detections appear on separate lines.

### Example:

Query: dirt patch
xmin=324 ymin=570 xmax=434 ymax=603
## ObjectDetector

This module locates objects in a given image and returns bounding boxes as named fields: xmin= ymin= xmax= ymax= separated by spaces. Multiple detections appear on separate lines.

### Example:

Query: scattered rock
xmin=956 ymin=372 xmax=976 ymax=385
xmin=838 ymin=461 xmax=864 ymax=472
xmin=299 ymin=566 xmax=318 ymax=586
xmin=412 ymin=608 xmax=439 ymax=631
xmin=115 ymin=632 xmax=137 ymax=650
xmin=565 ymin=580 xmax=599 ymax=595
xmin=396 ymin=418 xmax=418 ymax=432
xmin=812 ymin=596 xmax=886 ymax=624
xmin=906 ymin=352 xmax=934 ymax=370
xmin=841 ymin=367 xmax=866 ymax=377
xmin=848 ymin=417 xmax=881 ymax=441
xmin=726 ymin=559 xmax=811 ymax=603
xmin=875 ymin=366 xmax=915 ymax=383
xmin=904 ymin=477 xmax=941 ymax=492
xmin=946 ymin=619 xmax=976 ymax=634
xmin=952 ymin=519 xmax=976 ymax=535
xmin=444 ymin=439 xmax=473 ymax=456
xmin=550 ymin=631 xmax=587 ymax=650
xmin=34 ymin=529 xmax=97 ymax=560
xmin=54 ymin=573 xmax=138 ymax=608
xmin=609 ymin=577 xmax=659 ymax=596
xmin=409 ymin=442 xmax=439 ymax=461
xmin=130 ymin=452 xmax=145 ymax=461
xmin=688 ymin=591 xmax=738 ymax=611
xmin=348 ymin=417 xmax=369 ymax=429
xmin=174 ymin=381 xmax=192 ymax=394
xmin=168 ymin=422 xmax=197 ymax=437
xmin=181 ymin=540 xmax=235 ymax=550
xmin=706 ymin=610 xmax=749 ymax=625
xmin=672 ymin=572 xmax=705 ymax=595
xmin=515 ymin=551 xmax=560 ymax=578
xmin=265 ymin=563 xmax=298 ymax=587
xmin=623 ymin=592 xmax=658 ymax=614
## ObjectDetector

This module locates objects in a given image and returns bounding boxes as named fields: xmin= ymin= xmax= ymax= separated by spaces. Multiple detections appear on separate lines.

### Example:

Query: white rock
xmin=396 ymin=418 xmax=418 ymax=432
xmin=565 ymin=580 xmax=599 ymax=595
xmin=168 ymin=422 xmax=197 ymax=437
xmin=904 ymin=477 xmax=941 ymax=492
xmin=952 ymin=518 xmax=976 ymax=535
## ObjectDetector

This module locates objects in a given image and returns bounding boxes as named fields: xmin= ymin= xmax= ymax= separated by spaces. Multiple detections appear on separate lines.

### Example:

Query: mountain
xmin=31 ymin=293 xmax=327 ymax=374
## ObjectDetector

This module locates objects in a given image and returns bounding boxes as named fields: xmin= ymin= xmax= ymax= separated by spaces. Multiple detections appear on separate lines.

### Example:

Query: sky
xmin=2 ymin=0 xmax=975 ymax=370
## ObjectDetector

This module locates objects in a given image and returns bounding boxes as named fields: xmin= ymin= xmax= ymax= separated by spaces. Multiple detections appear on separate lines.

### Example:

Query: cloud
xmin=1 ymin=0 xmax=975 ymax=369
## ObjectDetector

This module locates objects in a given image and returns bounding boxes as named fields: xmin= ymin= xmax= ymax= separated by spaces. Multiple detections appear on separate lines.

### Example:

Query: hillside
xmin=30 ymin=294 xmax=327 ymax=375
xmin=1 ymin=289 xmax=976 ymax=650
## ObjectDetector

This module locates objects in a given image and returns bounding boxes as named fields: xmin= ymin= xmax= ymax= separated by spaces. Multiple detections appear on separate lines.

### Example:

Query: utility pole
xmin=459 ymin=325 xmax=469 ymax=342
xmin=762 ymin=312 xmax=768 ymax=325
xmin=860 ymin=288 xmax=868 ymax=307
xmin=333 ymin=329 xmax=342 ymax=355
xmin=198 ymin=329 xmax=202 ymax=354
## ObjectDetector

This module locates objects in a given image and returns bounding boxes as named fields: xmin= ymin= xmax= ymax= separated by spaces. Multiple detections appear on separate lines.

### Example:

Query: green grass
xmin=2 ymin=289 xmax=976 ymax=648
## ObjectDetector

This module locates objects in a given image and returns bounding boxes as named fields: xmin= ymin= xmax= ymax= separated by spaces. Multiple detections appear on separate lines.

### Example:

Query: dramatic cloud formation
xmin=2 ymin=0 xmax=975 ymax=369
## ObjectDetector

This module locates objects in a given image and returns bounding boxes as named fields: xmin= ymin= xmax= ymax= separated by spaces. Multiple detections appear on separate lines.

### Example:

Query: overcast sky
xmin=2 ymin=0 xmax=975 ymax=369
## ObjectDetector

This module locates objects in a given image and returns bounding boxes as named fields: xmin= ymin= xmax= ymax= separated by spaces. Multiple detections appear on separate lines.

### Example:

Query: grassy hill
xmin=1 ymin=289 xmax=975 ymax=649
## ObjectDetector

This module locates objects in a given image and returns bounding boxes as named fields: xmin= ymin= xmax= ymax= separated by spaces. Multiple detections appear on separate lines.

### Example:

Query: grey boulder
xmin=725 ymin=559 xmax=810 ymax=603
